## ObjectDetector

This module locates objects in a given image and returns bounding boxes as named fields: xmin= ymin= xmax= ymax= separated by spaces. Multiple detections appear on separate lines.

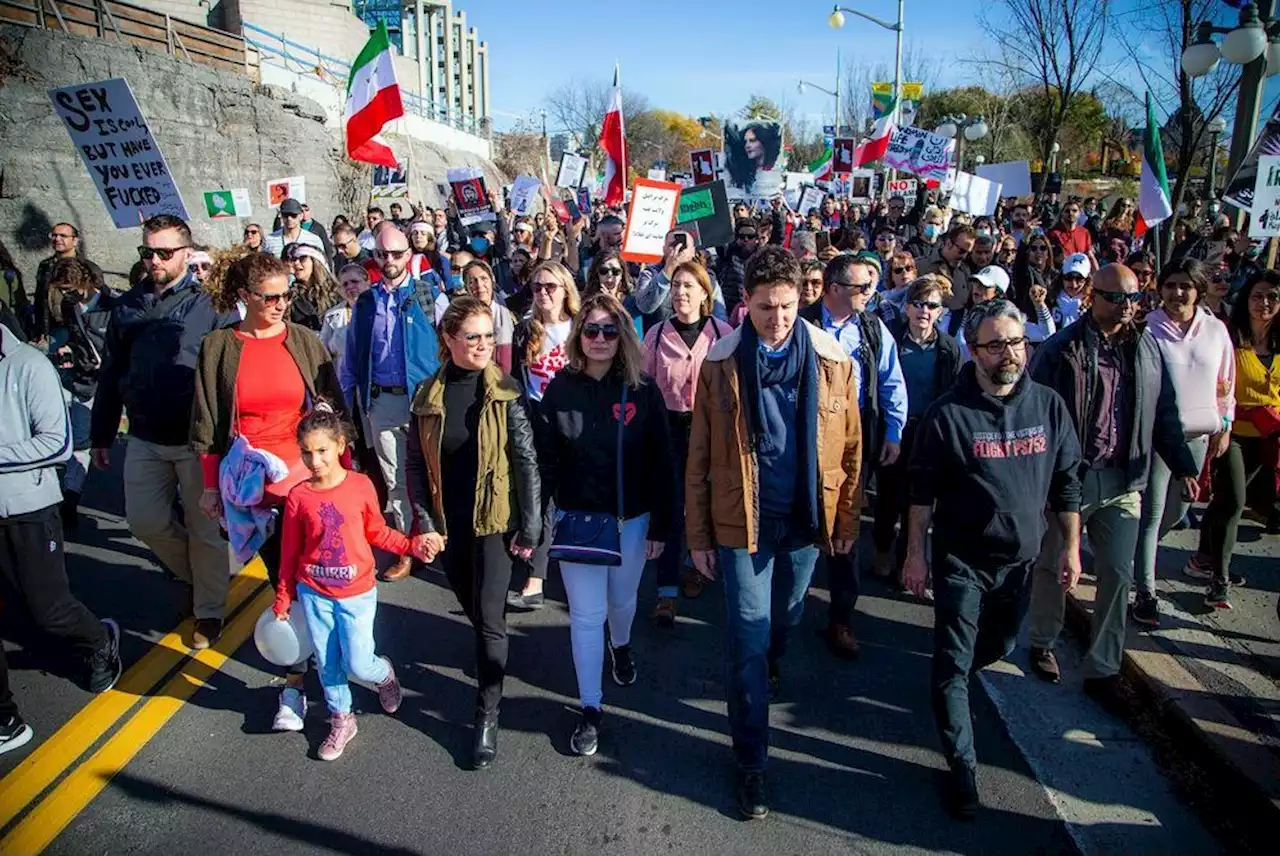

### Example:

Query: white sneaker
xmin=272 ymin=687 xmax=307 ymax=732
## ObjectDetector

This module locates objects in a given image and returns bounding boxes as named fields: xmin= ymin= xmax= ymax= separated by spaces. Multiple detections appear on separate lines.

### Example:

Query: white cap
xmin=1062 ymin=252 xmax=1091 ymax=278
xmin=970 ymin=265 xmax=1010 ymax=294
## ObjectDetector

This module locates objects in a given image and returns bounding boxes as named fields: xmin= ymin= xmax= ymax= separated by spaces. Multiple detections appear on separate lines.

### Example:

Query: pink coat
xmin=642 ymin=317 xmax=735 ymax=412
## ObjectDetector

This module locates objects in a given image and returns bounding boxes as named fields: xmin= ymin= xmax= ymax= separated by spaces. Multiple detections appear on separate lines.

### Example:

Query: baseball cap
xmin=279 ymin=198 xmax=303 ymax=215
xmin=854 ymin=250 xmax=883 ymax=277
xmin=1062 ymin=252 xmax=1091 ymax=278
xmin=970 ymin=265 xmax=1010 ymax=294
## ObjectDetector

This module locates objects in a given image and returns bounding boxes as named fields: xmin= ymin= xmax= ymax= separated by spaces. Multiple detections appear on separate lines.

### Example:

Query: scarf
xmin=736 ymin=318 xmax=820 ymax=536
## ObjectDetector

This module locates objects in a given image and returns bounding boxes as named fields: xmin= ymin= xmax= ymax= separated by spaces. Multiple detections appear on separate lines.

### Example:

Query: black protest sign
xmin=674 ymin=179 xmax=732 ymax=248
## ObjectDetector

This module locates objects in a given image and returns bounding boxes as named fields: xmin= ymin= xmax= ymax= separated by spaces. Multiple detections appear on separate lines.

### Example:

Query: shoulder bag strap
xmin=617 ymin=382 xmax=628 ymax=530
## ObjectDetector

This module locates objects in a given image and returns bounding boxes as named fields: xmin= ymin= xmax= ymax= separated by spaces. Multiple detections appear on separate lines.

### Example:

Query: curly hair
xmin=585 ymin=250 xmax=633 ymax=299
xmin=45 ymin=258 xmax=99 ymax=327
xmin=565 ymin=292 xmax=645 ymax=389
xmin=212 ymin=252 xmax=290 ymax=314
xmin=523 ymin=260 xmax=580 ymax=367
xmin=205 ymin=245 xmax=255 ymax=312
xmin=437 ymin=295 xmax=493 ymax=364
xmin=745 ymin=244 xmax=800 ymax=293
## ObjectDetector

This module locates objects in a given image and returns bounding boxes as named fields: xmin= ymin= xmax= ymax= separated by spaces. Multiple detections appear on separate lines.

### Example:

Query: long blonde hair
xmin=524 ymin=260 xmax=580 ymax=366
xmin=566 ymin=292 xmax=644 ymax=390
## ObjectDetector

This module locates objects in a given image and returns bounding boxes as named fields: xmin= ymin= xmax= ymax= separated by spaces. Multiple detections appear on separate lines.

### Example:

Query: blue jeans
xmin=719 ymin=517 xmax=819 ymax=772
xmin=297 ymin=583 xmax=390 ymax=714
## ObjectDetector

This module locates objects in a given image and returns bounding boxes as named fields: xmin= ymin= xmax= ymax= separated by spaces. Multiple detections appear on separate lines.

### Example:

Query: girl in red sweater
xmin=274 ymin=407 xmax=431 ymax=760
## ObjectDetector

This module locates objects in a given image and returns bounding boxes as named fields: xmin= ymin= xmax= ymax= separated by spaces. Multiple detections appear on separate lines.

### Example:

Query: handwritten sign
xmin=622 ymin=178 xmax=682 ymax=264
xmin=1249 ymin=155 xmax=1280 ymax=237
xmin=555 ymin=151 xmax=588 ymax=188
xmin=883 ymin=125 xmax=954 ymax=182
xmin=49 ymin=77 xmax=187 ymax=228
xmin=509 ymin=173 xmax=541 ymax=216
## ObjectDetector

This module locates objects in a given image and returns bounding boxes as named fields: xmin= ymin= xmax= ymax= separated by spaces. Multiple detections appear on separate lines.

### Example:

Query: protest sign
xmin=576 ymin=186 xmax=591 ymax=216
xmin=690 ymin=148 xmax=715 ymax=185
xmin=372 ymin=163 xmax=408 ymax=200
xmin=1247 ymin=156 xmax=1280 ymax=237
xmin=883 ymin=126 xmax=953 ymax=182
xmin=203 ymin=188 xmax=251 ymax=219
xmin=848 ymin=169 xmax=874 ymax=203
xmin=724 ymin=119 xmax=785 ymax=201
xmin=622 ymin=178 xmax=682 ymax=264
xmin=550 ymin=198 xmax=571 ymax=224
xmin=49 ymin=77 xmax=187 ymax=228
xmin=647 ymin=167 xmax=667 ymax=181
xmin=975 ymin=161 xmax=1032 ymax=199
xmin=1225 ymin=103 xmax=1280 ymax=211
xmin=447 ymin=166 xmax=496 ymax=224
xmin=267 ymin=176 xmax=306 ymax=207
xmin=887 ymin=178 xmax=918 ymax=199
xmin=833 ymin=138 xmax=856 ymax=174
xmin=673 ymin=179 xmax=732 ymax=248
xmin=508 ymin=173 xmax=541 ymax=216
xmin=555 ymin=151 xmax=589 ymax=188
xmin=948 ymin=171 xmax=1001 ymax=216
xmin=797 ymin=185 xmax=826 ymax=217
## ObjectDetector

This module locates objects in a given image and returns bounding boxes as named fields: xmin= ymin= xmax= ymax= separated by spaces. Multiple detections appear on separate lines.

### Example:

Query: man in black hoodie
xmin=904 ymin=299 xmax=1082 ymax=820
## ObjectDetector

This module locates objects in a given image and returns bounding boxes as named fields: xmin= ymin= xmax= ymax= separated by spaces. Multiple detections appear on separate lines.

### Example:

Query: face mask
xmin=975 ymin=228 xmax=991 ymax=239
xmin=469 ymin=236 xmax=491 ymax=254
xmin=1246 ymin=244 xmax=1262 ymax=259
xmin=923 ymin=224 xmax=939 ymax=240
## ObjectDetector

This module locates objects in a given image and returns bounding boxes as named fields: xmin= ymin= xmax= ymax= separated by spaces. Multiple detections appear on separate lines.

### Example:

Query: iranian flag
xmin=1135 ymin=92 xmax=1172 ymax=239
xmin=601 ymin=65 xmax=628 ymax=206
xmin=809 ymin=146 xmax=833 ymax=180
xmin=344 ymin=22 xmax=404 ymax=168
xmin=855 ymin=97 xmax=896 ymax=167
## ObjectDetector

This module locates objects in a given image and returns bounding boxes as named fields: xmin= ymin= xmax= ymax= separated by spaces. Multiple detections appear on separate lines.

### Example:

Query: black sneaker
xmin=943 ymin=766 xmax=979 ymax=820
xmin=87 ymin=618 xmax=122 ymax=694
xmin=0 ymin=715 xmax=34 ymax=756
xmin=570 ymin=707 xmax=601 ymax=756
xmin=736 ymin=770 xmax=768 ymax=820
xmin=1129 ymin=592 xmax=1160 ymax=628
xmin=1028 ymin=646 xmax=1061 ymax=683
xmin=609 ymin=644 xmax=636 ymax=687
xmin=1205 ymin=583 xmax=1233 ymax=610
xmin=767 ymin=659 xmax=781 ymax=701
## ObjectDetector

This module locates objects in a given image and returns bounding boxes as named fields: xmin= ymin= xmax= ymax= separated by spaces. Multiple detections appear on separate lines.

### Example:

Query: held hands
xmin=509 ymin=533 xmax=534 ymax=561
xmin=902 ymin=552 xmax=928 ymax=597
xmin=198 ymin=487 xmax=222 ymax=521
xmin=1058 ymin=546 xmax=1083 ymax=592
xmin=692 ymin=548 xmax=717 ymax=581
xmin=411 ymin=532 xmax=447 ymax=562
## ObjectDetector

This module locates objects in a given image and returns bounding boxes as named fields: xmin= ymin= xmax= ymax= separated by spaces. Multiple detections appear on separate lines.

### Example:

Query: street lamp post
xmin=1050 ymin=140 xmax=1061 ymax=175
xmin=934 ymin=114 xmax=989 ymax=172
xmin=830 ymin=2 xmax=904 ymax=194
xmin=1206 ymin=115 xmax=1228 ymax=201
xmin=797 ymin=66 xmax=842 ymax=137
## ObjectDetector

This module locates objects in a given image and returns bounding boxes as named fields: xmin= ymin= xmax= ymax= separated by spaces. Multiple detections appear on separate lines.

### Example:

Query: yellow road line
xmin=0 ymin=560 xmax=267 ymax=831
xmin=0 ymin=584 xmax=273 ymax=856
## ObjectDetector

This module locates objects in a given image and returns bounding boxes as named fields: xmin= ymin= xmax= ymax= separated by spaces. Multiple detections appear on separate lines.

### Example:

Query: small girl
xmin=273 ymin=406 xmax=423 ymax=761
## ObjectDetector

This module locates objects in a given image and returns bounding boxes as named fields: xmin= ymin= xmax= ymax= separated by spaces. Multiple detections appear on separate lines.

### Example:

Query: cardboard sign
xmin=833 ymin=138 xmax=857 ymax=174
xmin=674 ymin=179 xmax=732 ymax=248
xmin=797 ymin=186 xmax=826 ymax=217
xmin=509 ymin=173 xmax=541 ymax=216
xmin=1226 ymin=104 xmax=1280 ymax=211
xmin=691 ymin=148 xmax=715 ymax=185
xmin=203 ymin=188 xmax=251 ymax=219
xmin=49 ymin=77 xmax=187 ymax=228
xmin=976 ymin=161 xmax=1032 ymax=199
xmin=948 ymin=171 xmax=1002 ymax=216
xmin=622 ymin=178 xmax=682 ymax=264
xmin=883 ymin=126 xmax=954 ymax=182
xmin=1248 ymin=155 xmax=1280 ymax=236
xmin=555 ymin=151 xmax=589 ymax=188
xmin=447 ymin=166 xmax=496 ymax=224
xmin=267 ymin=176 xmax=306 ymax=207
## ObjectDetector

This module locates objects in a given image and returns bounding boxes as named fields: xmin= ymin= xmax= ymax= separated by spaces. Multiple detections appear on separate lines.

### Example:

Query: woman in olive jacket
xmin=405 ymin=296 xmax=541 ymax=770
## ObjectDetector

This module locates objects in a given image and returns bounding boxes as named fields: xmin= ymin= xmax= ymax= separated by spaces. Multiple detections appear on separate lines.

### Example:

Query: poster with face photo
xmin=723 ymin=120 xmax=785 ymax=202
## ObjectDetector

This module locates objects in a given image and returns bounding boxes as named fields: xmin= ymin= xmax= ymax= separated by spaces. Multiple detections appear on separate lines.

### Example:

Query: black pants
xmin=872 ymin=422 xmax=918 ymax=575
xmin=827 ymin=454 xmax=874 ymax=628
xmin=1198 ymin=435 xmax=1275 ymax=584
xmin=0 ymin=505 xmax=107 ymax=720
xmin=440 ymin=521 xmax=512 ymax=716
xmin=931 ymin=552 xmax=1031 ymax=774
xmin=258 ymin=521 xmax=307 ymax=678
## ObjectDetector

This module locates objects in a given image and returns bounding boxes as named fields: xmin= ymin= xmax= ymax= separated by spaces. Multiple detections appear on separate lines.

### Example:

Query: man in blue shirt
xmin=800 ymin=253 xmax=907 ymax=657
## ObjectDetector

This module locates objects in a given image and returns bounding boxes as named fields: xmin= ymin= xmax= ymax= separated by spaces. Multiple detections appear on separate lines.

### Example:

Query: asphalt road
xmin=0 ymin=452 xmax=1227 ymax=855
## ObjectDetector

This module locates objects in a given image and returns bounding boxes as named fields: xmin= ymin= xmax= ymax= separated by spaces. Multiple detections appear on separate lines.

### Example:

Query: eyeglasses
xmin=373 ymin=248 xmax=410 ymax=260
xmin=249 ymin=287 xmax=294 ymax=306
xmin=973 ymin=337 xmax=1027 ymax=355
xmin=1249 ymin=290 xmax=1280 ymax=304
xmin=459 ymin=331 xmax=496 ymax=345
xmin=532 ymin=281 xmax=561 ymax=293
xmin=909 ymin=300 xmax=943 ymax=310
xmin=582 ymin=322 xmax=620 ymax=341
xmin=599 ymin=267 xmax=623 ymax=277
xmin=1093 ymin=290 xmax=1143 ymax=305
xmin=138 ymin=245 xmax=189 ymax=261
xmin=892 ymin=266 xmax=914 ymax=275
xmin=193 ymin=263 xmax=212 ymax=273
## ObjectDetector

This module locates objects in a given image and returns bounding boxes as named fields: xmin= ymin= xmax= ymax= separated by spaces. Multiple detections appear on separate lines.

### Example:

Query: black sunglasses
xmin=909 ymin=300 xmax=943 ymax=310
xmin=249 ymin=287 xmax=295 ymax=307
xmin=1093 ymin=290 xmax=1143 ymax=305
xmin=736 ymin=232 xmax=760 ymax=241
xmin=892 ymin=266 xmax=914 ymax=275
xmin=138 ymin=245 xmax=189 ymax=261
xmin=582 ymin=322 xmax=620 ymax=341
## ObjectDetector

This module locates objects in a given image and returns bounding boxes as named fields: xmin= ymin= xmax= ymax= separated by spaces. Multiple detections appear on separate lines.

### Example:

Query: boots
xmin=473 ymin=710 xmax=498 ymax=769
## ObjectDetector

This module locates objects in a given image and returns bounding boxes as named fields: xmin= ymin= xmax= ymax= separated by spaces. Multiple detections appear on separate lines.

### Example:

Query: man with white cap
xmin=264 ymin=198 xmax=324 ymax=257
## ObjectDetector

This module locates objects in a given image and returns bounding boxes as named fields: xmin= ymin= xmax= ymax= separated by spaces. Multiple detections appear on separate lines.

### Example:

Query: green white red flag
xmin=855 ymin=99 xmax=895 ymax=167
xmin=344 ymin=22 xmax=404 ymax=168
xmin=1135 ymin=92 xmax=1172 ymax=239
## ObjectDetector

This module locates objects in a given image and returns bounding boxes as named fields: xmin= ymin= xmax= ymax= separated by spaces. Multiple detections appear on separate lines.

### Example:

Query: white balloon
xmin=254 ymin=605 xmax=314 ymax=667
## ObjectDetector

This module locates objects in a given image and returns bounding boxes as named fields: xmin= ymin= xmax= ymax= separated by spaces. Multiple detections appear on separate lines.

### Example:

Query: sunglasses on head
xmin=138 ymin=245 xmax=189 ymax=261
xmin=1093 ymin=290 xmax=1143 ymax=305
xmin=909 ymin=299 xmax=943 ymax=310
xmin=250 ymin=287 xmax=295 ymax=307
xmin=582 ymin=322 xmax=620 ymax=341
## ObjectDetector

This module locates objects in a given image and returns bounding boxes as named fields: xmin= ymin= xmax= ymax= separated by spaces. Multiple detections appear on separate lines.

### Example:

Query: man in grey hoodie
xmin=0 ymin=324 xmax=121 ymax=757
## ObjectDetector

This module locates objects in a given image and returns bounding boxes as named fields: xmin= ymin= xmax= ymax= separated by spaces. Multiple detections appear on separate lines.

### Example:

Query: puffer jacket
xmin=47 ymin=287 xmax=120 ymax=400
xmin=405 ymin=361 xmax=541 ymax=544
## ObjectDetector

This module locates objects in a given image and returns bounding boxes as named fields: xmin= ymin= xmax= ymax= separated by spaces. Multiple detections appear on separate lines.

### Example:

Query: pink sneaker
xmin=318 ymin=712 xmax=357 ymax=761
xmin=375 ymin=656 xmax=402 ymax=714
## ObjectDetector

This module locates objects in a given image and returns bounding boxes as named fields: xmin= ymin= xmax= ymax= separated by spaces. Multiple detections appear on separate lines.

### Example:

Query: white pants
xmin=363 ymin=392 xmax=410 ymax=531
xmin=559 ymin=513 xmax=650 ymax=710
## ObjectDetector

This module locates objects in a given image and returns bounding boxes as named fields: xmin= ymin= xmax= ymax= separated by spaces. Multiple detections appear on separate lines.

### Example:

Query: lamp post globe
xmin=1222 ymin=22 xmax=1267 ymax=65
xmin=1182 ymin=40 xmax=1221 ymax=77
xmin=828 ymin=7 xmax=846 ymax=29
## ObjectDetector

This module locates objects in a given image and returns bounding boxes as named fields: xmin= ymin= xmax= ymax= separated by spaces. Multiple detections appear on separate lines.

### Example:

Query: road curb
xmin=1061 ymin=589 xmax=1280 ymax=826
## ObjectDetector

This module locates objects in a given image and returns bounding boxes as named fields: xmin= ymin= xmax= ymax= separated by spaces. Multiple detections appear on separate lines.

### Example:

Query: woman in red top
xmin=190 ymin=252 xmax=344 ymax=730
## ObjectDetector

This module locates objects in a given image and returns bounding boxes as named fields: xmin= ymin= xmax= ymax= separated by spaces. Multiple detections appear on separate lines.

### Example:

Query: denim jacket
xmin=341 ymin=270 xmax=443 ymax=410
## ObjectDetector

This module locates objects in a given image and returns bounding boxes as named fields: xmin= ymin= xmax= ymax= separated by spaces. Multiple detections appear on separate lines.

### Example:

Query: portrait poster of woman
xmin=723 ymin=120 xmax=785 ymax=201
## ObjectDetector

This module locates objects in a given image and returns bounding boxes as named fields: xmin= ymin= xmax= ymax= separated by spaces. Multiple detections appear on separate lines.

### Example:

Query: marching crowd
xmin=0 ymin=177 xmax=1277 ymax=823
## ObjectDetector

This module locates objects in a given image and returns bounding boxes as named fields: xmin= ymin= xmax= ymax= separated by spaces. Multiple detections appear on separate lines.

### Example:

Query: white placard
xmin=509 ymin=173 xmax=542 ymax=216
xmin=797 ymin=185 xmax=825 ymax=217
xmin=647 ymin=168 xmax=667 ymax=181
xmin=622 ymin=179 xmax=682 ymax=264
xmin=266 ymin=175 xmax=306 ymax=207
xmin=949 ymin=171 xmax=1002 ymax=216
xmin=1248 ymin=155 xmax=1280 ymax=237
xmin=555 ymin=152 xmax=589 ymax=188
xmin=882 ymin=126 xmax=954 ymax=182
xmin=49 ymin=77 xmax=188 ymax=228
xmin=887 ymin=178 xmax=917 ymax=198
xmin=976 ymin=161 xmax=1032 ymax=199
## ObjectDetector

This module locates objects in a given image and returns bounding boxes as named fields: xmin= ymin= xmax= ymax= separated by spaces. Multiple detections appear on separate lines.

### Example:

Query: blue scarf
xmin=736 ymin=318 xmax=820 ymax=537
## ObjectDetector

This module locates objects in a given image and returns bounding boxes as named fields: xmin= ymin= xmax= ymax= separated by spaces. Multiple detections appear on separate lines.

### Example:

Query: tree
xmin=980 ymin=0 xmax=1110 ymax=194
xmin=841 ymin=40 xmax=941 ymax=137
xmin=627 ymin=109 xmax=713 ymax=172
xmin=543 ymin=78 xmax=650 ymax=155
xmin=492 ymin=118 xmax=545 ymax=180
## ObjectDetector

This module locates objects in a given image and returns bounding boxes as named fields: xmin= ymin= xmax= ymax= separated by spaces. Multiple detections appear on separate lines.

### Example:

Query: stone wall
xmin=0 ymin=24 xmax=505 ymax=288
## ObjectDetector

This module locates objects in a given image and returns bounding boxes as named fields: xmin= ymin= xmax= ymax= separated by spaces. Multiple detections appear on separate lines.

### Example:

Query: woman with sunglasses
xmin=191 ymin=253 xmax=345 ymax=723
xmin=507 ymin=261 xmax=581 ymax=609
xmin=1183 ymin=272 xmax=1280 ymax=610
xmin=1203 ymin=263 xmax=1232 ymax=323
xmin=404 ymin=296 xmax=541 ymax=769
xmin=462 ymin=259 xmax=516 ymax=372
xmin=536 ymin=292 xmax=674 ymax=755
xmin=1125 ymin=251 xmax=1158 ymax=319
xmin=641 ymin=261 xmax=733 ymax=624
xmin=1046 ymin=251 xmax=1091 ymax=330
xmin=799 ymin=259 xmax=825 ymax=308
xmin=586 ymin=250 xmax=643 ymax=334
xmin=319 ymin=264 xmax=372 ymax=375
xmin=874 ymin=251 xmax=919 ymax=326
xmin=1130 ymin=260 xmax=1235 ymax=627
xmin=1008 ymin=239 xmax=1059 ymax=345
xmin=282 ymin=243 xmax=340 ymax=332
xmin=995 ymin=235 xmax=1018 ymax=270
xmin=1101 ymin=198 xmax=1136 ymax=245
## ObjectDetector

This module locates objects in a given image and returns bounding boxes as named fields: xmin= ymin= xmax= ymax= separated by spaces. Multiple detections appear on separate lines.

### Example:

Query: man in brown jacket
xmin=686 ymin=245 xmax=862 ymax=821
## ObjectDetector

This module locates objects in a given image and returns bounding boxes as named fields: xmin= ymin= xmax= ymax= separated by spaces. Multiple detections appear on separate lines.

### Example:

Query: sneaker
xmin=272 ymin=686 xmax=308 ymax=732
xmin=375 ymin=657 xmax=402 ymax=713
xmin=609 ymin=644 xmax=636 ymax=687
xmin=1183 ymin=554 xmax=1213 ymax=581
xmin=1028 ymin=646 xmax=1061 ymax=684
xmin=0 ymin=716 xmax=34 ymax=757
xmin=826 ymin=623 xmax=861 ymax=660
xmin=943 ymin=766 xmax=979 ymax=820
xmin=87 ymin=618 xmax=122 ymax=694
xmin=318 ymin=712 xmax=358 ymax=761
xmin=191 ymin=617 xmax=222 ymax=651
xmin=1205 ymin=583 xmax=1233 ymax=610
xmin=652 ymin=597 xmax=676 ymax=627
xmin=570 ymin=706 xmax=601 ymax=756
xmin=1129 ymin=592 xmax=1160 ymax=629
xmin=767 ymin=659 xmax=781 ymax=701
xmin=736 ymin=770 xmax=769 ymax=820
